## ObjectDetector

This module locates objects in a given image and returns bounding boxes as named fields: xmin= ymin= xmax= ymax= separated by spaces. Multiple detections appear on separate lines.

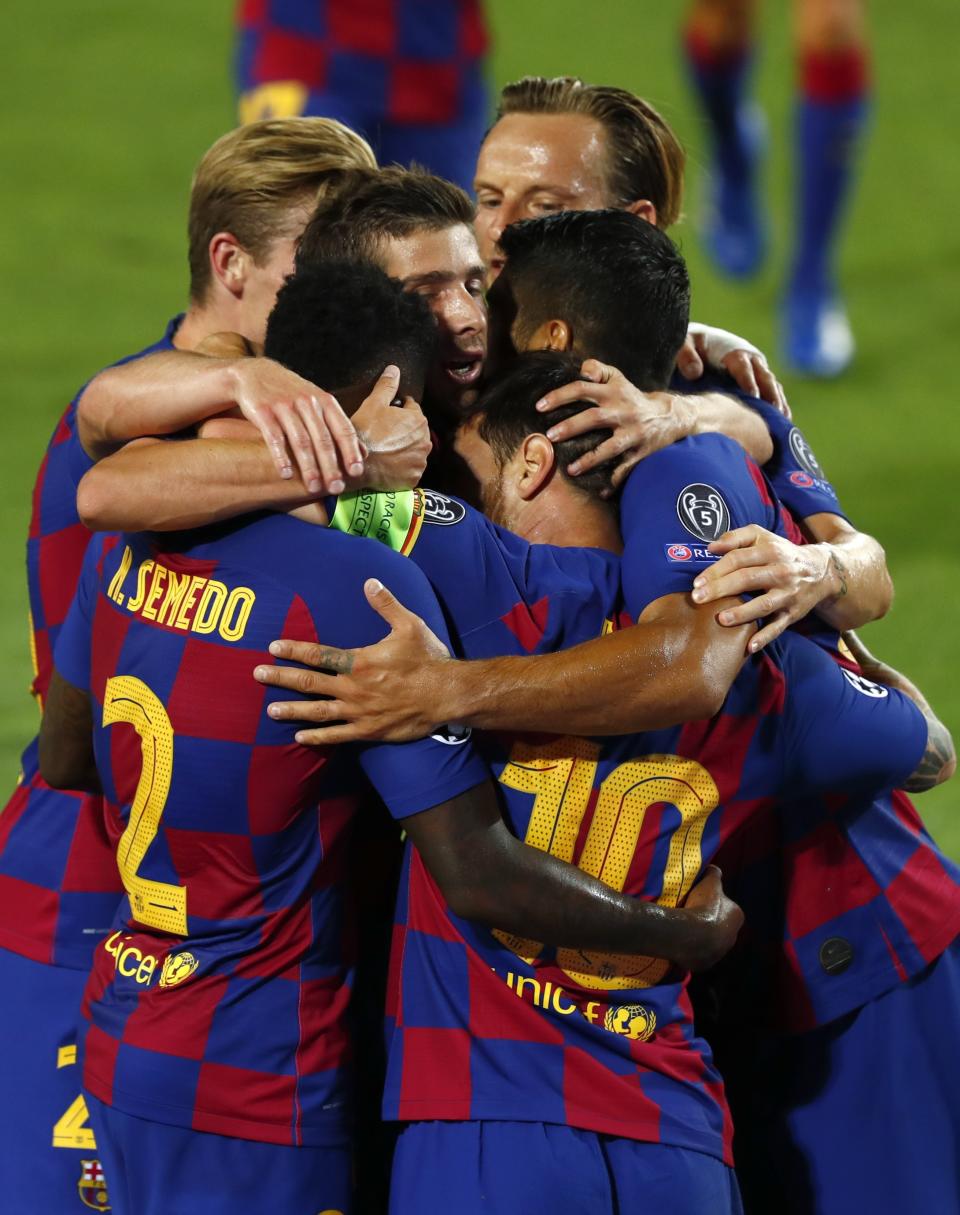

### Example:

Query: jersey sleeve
xmin=308 ymin=541 xmax=489 ymax=819
xmin=739 ymin=397 xmax=850 ymax=523
xmin=777 ymin=632 xmax=929 ymax=795
xmin=618 ymin=433 xmax=780 ymax=617
xmin=52 ymin=533 xmax=105 ymax=692
xmin=327 ymin=487 xmax=536 ymax=649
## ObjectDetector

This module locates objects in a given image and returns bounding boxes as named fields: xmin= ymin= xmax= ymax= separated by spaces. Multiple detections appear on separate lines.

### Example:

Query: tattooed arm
xmin=842 ymin=632 xmax=956 ymax=793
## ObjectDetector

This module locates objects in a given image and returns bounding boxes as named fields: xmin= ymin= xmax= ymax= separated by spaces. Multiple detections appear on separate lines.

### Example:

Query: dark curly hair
xmin=264 ymin=260 xmax=437 ymax=404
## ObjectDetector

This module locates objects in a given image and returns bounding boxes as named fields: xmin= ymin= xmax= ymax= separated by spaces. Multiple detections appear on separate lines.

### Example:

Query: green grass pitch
xmin=2 ymin=2 xmax=958 ymax=854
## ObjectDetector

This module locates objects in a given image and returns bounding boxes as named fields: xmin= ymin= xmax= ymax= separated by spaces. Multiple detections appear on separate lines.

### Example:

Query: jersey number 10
xmin=493 ymin=737 xmax=719 ymax=991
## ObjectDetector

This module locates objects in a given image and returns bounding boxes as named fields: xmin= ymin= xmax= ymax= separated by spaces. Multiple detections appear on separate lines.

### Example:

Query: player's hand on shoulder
xmin=228 ymin=356 xmax=365 ymax=496
xmin=679 ymin=865 xmax=744 ymax=972
xmin=254 ymin=578 xmax=451 ymax=744
xmin=535 ymin=359 xmax=697 ymax=493
xmin=691 ymin=524 xmax=838 ymax=652
xmin=350 ymin=366 xmax=432 ymax=490
xmin=679 ymin=322 xmax=790 ymax=416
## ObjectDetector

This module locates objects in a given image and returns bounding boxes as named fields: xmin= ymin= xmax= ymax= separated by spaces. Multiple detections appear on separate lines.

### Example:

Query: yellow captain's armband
xmin=329 ymin=489 xmax=425 ymax=555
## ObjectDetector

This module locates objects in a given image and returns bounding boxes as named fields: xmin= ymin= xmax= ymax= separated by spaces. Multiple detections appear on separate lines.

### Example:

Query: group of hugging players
xmin=3 ymin=73 xmax=958 ymax=1215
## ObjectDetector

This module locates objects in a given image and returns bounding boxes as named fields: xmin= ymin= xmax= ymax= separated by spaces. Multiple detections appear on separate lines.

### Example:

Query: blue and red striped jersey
xmin=342 ymin=477 xmax=925 ymax=1164
xmin=53 ymin=516 xmax=487 ymax=1147
xmin=0 ymin=320 xmax=180 ymax=969
xmin=236 ymin=0 xmax=489 ymax=125
xmin=705 ymin=409 xmax=960 ymax=1030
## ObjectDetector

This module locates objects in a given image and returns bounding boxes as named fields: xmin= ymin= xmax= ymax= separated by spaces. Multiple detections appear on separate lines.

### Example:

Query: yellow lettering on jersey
xmin=57 ymin=1045 xmax=78 ymax=1069
xmin=504 ymin=971 xmax=579 ymax=1017
xmin=238 ymin=81 xmax=308 ymax=124
xmin=121 ymin=561 xmax=256 ymax=642
xmin=126 ymin=559 xmax=153 ymax=612
xmin=135 ymin=954 xmax=158 ymax=985
xmin=104 ymin=930 xmax=124 ymax=960
xmin=52 ymin=1095 xmax=95 ymax=1150
xmin=219 ymin=587 xmax=256 ymax=642
xmin=155 ymin=569 xmax=191 ymax=626
xmin=101 ymin=932 xmax=161 ymax=986
xmin=106 ymin=545 xmax=133 ymax=606
xmin=139 ymin=565 xmax=167 ymax=620
xmin=496 ymin=741 xmax=721 ymax=991
xmin=193 ymin=579 xmax=228 ymax=633
xmin=103 ymin=677 xmax=186 ymax=935
xmin=493 ymin=737 xmax=599 ymax=965
xmin=117 ymin=946 xmax=142 ymax=977
xmin=173 ymin=575 xmax=206 ymax=630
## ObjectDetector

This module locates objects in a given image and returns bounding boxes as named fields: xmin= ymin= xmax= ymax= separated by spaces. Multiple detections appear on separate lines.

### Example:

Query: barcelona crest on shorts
xmin=77 ymin=1159 xmax=110 ymax=1210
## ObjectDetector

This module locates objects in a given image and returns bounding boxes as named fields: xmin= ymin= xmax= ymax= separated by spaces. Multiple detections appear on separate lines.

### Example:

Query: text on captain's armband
xmin=105 ymin=546 xmax=255 ymax=641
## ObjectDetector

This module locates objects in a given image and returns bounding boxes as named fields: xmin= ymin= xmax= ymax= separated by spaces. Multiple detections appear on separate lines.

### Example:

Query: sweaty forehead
xmin=475 ymin=112 xmax=611 ymax=200
xmin=380 ymin=224 xmax=483 ymax=282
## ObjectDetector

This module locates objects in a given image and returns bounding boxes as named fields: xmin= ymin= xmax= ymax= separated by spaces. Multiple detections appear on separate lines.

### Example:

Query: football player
xmin=0 ymin=116 xmax=379 ymax=1214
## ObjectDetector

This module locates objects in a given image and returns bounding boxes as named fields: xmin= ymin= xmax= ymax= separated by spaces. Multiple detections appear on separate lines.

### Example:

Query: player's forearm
xmin=77 ymin=438 xmax=313 ymax=532
xmin=841 ymin=632 xmax=956 ymax=793
xmin=77 ymin=352 xmax=246 ymax=459
xmin=410 ymin=800 xmax=736 ymax=971
xmin=459 ymin=833 xmax=723 ymax=967
xmin=421 ymin=620 xmax=735 ymax=736
xmin=803 ymin=513 xmax=894 ymax=630
xmin=688 ymin=392 xmax=774 ymax=465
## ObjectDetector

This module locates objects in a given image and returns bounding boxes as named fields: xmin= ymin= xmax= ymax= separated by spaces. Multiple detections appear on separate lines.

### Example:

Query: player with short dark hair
xmin=265 ymin=259 xmax=438 ymax=398
xmin=296 ymin=164 xmax=477 ymax=271
xmin=491 ymin=209 xmax=691 ymax=391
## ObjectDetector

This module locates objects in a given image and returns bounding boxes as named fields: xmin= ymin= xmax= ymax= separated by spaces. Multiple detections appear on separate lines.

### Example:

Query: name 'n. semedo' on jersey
xmin=104 ymin=546 xmax=256 ymax=643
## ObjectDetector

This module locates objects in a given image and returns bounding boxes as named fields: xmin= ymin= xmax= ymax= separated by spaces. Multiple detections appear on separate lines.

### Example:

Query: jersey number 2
xmin=102 ymin=676 xmax=187 ymax=935
xmin=493 ymin=737 xmax=719 ymax=990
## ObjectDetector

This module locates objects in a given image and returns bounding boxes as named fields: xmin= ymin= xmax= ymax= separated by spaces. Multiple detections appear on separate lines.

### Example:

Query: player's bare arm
xmin=841 ymin=631 xmax=956 ymax=793
xmin=77 ymin=368 xmax=431 ymax=532
xmin=77 ymin=348 xmax=365 ymax=493
xmin=255 ymin=579 xmax=753 ymax=744
xmin=404 ymin=781 xmax=743 ymax=971
xmin=37 ymin=670 xmax=100 ymax=794
xmin=691 ymin=514 xmax=894 ymax=650
xmin=535 ymin=360 xmax=774 ymax=492
xmin=676 ymin=322 xmax=790 ymax=414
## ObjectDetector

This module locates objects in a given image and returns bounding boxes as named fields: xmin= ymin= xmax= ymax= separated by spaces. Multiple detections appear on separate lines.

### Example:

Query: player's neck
xmin=517 ymin=492 xmax=622 ymax=554
xmin=172 ymin=295 xmax=252 ymax=351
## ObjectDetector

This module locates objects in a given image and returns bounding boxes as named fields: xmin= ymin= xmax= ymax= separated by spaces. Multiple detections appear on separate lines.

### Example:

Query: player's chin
xmin=426 ymin=362 xmax=485 ymax=416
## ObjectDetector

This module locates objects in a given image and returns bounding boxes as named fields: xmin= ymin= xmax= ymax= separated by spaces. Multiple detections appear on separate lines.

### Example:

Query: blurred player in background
xmin=0 ymin=116 xmax=374 ymax=1215
xmin=235 ymin=0 xmax=490 ymax=192
xmin=683 ymin=0 xmax=869 ymax=376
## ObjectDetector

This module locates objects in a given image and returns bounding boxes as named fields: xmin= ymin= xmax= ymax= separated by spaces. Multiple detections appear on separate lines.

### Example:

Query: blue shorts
xmin=86 ymin=1094 xmax=352 ymax=1215
xmin=733 ymin=937 xmax=960 ymax=1214
xmin=390 ymin=1120 xmax=742 ymax=1215
xmin=0 ymin=947 xmax=97 ymax=1214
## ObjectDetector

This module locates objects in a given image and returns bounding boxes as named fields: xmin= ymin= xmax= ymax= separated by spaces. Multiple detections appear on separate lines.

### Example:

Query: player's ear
xmin=517 ymin=433 xmax=556 ymax=500
xmin=624 ymin=198 xmax=657 ymax=225
xmin=208 ymin=232 xmax=249 ymax=299
xmin=527 ymin=318 xmax=572 ymax=353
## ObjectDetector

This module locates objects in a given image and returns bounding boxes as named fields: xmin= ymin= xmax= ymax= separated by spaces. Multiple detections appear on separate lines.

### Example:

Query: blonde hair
xmin=187 ymin=117 xmax=377 ymax=301
xmin=495 ymin=76 xmax=685 ymax=229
